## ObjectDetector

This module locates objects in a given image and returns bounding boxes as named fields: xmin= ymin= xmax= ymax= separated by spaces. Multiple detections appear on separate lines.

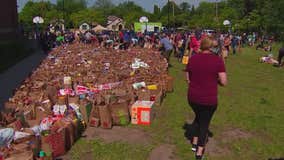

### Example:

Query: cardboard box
xmin=131 ymin=101 xmax=154 ymax=125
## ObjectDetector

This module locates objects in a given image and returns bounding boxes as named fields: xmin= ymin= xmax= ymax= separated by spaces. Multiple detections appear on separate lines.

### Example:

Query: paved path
xmin=0 ymin=48 xmax=46 ymax=109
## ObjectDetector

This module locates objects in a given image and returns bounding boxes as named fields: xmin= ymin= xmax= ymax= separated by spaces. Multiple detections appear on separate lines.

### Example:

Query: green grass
xmin=69 ymin=139 xmax=152 ymax=160
xmin=68 ymin=46 xmax=284 ymax=160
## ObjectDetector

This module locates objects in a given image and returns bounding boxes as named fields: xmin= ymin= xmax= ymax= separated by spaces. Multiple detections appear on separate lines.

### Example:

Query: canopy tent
xmin=92 ymin=25 xmax=108 ymax=32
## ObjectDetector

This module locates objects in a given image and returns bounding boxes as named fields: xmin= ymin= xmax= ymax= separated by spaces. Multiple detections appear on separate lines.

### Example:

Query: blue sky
xmin=18 ymin=0 xmax=219 ymax=12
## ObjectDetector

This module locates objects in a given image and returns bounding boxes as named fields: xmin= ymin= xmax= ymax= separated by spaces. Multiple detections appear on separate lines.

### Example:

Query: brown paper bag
xmin=45 ymin=86 xmax=58 ymax=105
xmin=62 ymin=120 xmax=75 ymax=150
xmin=137 ymin=89 xmax=151 ymax=101
xmin=98 ymin=105 xmax=112 ymax=129
xmin=89 ymin=117 xmax=100 ymax=127
xmin=109 ymin=101 xmax=130 ymax=126
xmin=68 ymin=96 xmax=79 ymax=104
xmin=90 ymin=104 xmax=100 ymax=119
xmin=79 ymin=99 xmax=88 ymax=124
xmin=6 ymin=150 xmax=33 ymax=160
xmin=4 ymin=102 xmax=17 ymax=109
xmin=150 ymin=89 xmax=164 ymax=106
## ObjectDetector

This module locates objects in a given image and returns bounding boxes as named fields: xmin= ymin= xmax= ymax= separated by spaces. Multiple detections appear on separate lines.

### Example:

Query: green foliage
xmin=114 ymin=2 xmax=149 ymax=27
xmin=56 ymin=0 xmax=87 ymax=13
xmin=70 ymin=9 xmax=105 ymax=27
xmin=56 ymin=0 xmax=87 ymax=27
xmin=19 ymin=0 xmax=284 ymax=38
xmin=153 ymin=4 xmax=160 ymax=16
xmin=93 ymin=0 xmax=114 ymax=9
xmin=179 ymin=2 xmax=191 ymax=12
xmin=69 ymin=139 xmax=152 ymax=160
xmin=19 ymin=1 xmax=57 ymax=27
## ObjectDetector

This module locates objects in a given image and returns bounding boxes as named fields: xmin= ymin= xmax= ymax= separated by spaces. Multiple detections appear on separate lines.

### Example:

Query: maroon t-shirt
xmin=186 ymin=53 xmax=226 ymax=106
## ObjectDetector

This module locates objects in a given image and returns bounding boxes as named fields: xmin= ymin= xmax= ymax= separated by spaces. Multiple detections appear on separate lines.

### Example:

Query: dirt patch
xmin=80 ymin=152 xmax=94 ymax=160
xmin=60 ymin=151 xmax=93 ymax=160
xmin=148 ymin=144 xmax=177 ymax=160
xmin=83 ymin=126 xmax=151 ymax=145
xmin=221 ymin=128 xmax=252 ymax=143
xmin=206 ymin=138 xmax=230 ymax=157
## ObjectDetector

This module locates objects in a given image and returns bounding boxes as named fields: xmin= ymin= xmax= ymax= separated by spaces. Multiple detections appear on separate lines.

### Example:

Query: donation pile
xmin=0 ymin=44 xmax=173 ymax=159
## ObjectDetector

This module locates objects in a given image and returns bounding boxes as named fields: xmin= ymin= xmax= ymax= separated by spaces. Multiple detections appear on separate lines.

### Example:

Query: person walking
xmin=231 ymin=35 xmax=239 ymax=55
xmin=185 ymin=38 xmax=227 ymax=160
xmin=189 ymin=32 xmax=200 ymax=57
xmin=278 ymin=47 xmax=284 ymax=67
xmin=160 ymin=34 xmax=173 ymax=65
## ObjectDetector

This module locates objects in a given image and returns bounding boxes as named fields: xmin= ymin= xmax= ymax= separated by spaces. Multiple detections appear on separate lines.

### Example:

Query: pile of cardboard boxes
xmin=0 ymin=43 xmax=173 ymax=159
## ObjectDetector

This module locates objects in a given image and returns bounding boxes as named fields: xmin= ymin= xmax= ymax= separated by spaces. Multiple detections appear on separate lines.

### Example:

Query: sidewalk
xmin=0 ymin=48 xmax=46 ymax=109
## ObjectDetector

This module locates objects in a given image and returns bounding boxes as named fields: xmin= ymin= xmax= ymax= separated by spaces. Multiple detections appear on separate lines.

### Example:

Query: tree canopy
xmin=19 ymin=0 xmax=284 ymax=39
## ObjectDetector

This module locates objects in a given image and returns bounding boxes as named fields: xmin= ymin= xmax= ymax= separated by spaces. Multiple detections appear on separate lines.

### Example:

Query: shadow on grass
xmin=182 ymin=122 xmax=214 ymax=144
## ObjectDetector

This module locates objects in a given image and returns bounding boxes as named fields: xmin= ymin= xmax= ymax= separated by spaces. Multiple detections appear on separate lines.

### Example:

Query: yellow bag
xmin=182 ymin=56 xmax=189 ymax=64
xmin=184 ymin=49 xmax=189 ymax=56
xmin=147 ymin=85 xmax=158 ymax=90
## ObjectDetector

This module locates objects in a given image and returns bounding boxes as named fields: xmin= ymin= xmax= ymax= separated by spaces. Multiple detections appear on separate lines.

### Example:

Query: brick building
xmin=0 ymin=0 xmax=18 ymax=40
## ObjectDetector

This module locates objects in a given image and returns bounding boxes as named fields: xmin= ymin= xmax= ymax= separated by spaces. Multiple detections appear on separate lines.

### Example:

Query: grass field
xmin=68 ymin=46 xmax=284 ymax=160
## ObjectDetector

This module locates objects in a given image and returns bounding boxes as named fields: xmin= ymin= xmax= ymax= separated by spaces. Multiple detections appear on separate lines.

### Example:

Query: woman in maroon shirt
xmin=186 ymin=38 xmax=227 ymax=160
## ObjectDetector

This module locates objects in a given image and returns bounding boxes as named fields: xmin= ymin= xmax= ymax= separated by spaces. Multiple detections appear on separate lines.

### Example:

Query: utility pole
xmin=215 ymin=0 xmax=218 ymax=21
xmin=63 ymin=0 xmax=65 ymax=30
xmin=167 ymin=0 xmax=170 ymax=30
xmin=173 ymin=0 xmax=175 ymax=29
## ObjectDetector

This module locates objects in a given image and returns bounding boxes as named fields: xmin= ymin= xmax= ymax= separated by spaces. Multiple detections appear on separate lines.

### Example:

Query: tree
xmin=56 ymin=0 xmax=87 ymax=13
xmin=153 ymin=4 xmax=160 ymax=16
xmin=70 ymin=9 xmax=105 ymax=27
xmin=19 ymin=1 xmax=58 ymax=29
xmin=160 ymin=1 xmax=182 ymax=16
xmin=112 ymin=1 xmax=147 ymax=26
xmin=180 ymin=2 xmax=190 ymax=12
xmin=93 ymin=0 xmax=114 ymax=9
xmin=56 ymin=0 xmax=87 ymax=27
xmin=18 ymin=0 xmax=284 ymax=39
xmin=191 ymin=6 xmax=195 ymax=15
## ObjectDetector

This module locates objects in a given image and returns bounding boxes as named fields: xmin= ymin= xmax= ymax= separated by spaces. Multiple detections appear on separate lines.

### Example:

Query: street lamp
xmin=223 ymin=20 xmax=231 ymax=33
xmin=33 ymin=16 xmax=44 ymax=40
xmin=62 ymin=0 xmax=65 ymax=26
xmin=247 ymin=18 xmax=250 ymax=32
xmin=215 ymin=0 xmax=218 ymax=21
xmin=139 ymin=16 xmax=149 ymax=34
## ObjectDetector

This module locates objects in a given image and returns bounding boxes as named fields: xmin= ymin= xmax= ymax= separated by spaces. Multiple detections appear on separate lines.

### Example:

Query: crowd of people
xmin=38 ymin=28 xmax=284 ymax=68
xmin=38 ymin=30 xmax=227 ymax=60
xmin=24 ymin=27 xmax=283 ymax=160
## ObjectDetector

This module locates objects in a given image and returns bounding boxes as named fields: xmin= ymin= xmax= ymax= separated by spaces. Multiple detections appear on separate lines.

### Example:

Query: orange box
xmin=131 ymin=101 xmax=154 ymax=125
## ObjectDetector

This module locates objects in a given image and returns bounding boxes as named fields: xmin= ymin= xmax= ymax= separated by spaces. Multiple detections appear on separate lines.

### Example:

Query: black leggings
xmin=190 ymin=103 xmax=217 ymax=147
xmin=278 ymin=48 xmax=284 ymax=66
